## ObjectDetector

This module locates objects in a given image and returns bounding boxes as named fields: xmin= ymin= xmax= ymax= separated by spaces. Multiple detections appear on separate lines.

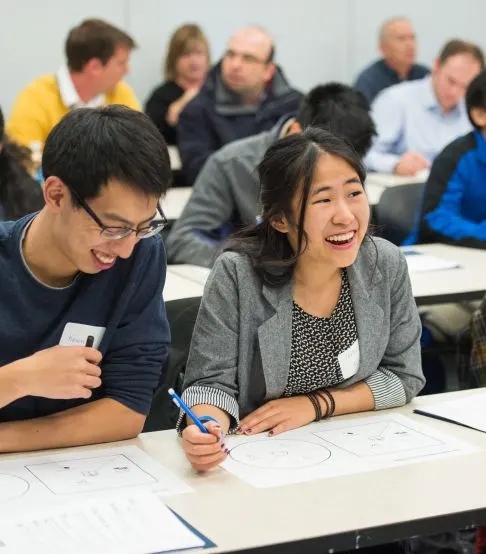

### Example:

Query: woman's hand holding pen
xmin=182 ymin=421 xmax=229 ymax=472
xmin=238 ymin=396 xmax=315 ymax=437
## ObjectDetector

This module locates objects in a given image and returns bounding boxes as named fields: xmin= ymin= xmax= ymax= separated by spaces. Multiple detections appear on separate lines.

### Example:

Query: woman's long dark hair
xmin=0 ymin=108 xmax=44 ymax=220
xmin=225 ymin=127 xmax=366 ymax=287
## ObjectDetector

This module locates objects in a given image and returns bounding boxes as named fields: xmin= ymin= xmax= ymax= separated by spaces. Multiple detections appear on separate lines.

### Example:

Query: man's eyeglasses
xmin=67 ymin=185 xmax=168 ymax=240
xmin=224 ymin=49 xmax=270 ymax=65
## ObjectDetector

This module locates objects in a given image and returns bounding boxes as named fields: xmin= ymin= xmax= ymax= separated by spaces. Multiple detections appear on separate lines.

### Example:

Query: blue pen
xmin=168 ymin=388 xmax=209 ymax=433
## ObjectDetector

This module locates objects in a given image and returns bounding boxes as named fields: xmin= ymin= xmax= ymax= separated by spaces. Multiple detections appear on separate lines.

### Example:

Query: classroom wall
xmin=2 ymin=0 xmax=486 ymax=116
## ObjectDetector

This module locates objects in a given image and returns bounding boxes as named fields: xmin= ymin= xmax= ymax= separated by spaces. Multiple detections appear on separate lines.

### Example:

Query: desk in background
xmin=168 ymin=264 xmax=210 ymax=285
xmin=160 ymin=187 xmax=192 ymax=221
xmin=168 ymin=146 xmax=182 ymax=171
xmin=164 ymin=244 xmax=486 ymax=307
xmin=366 ymin=172 xmax=427 ymax=206
xmin=164 ymin=267 xmax=207 ymax=302
xmin=408 ymin=244 xmax=486 ymax=306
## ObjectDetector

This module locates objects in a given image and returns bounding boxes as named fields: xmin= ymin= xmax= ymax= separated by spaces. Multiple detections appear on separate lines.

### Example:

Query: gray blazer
xmin=182 ymin=237 xmax=425 ymax=426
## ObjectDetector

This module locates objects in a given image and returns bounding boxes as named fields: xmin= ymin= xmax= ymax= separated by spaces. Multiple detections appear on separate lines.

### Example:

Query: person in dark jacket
xmin=0 ymin=107 xmax=44 ymax=220
xmin=166 ymin=83 xmax=375 ymax=267
xmin=177 ymin=26 xmax=302 ymax=184
xmin=417 ymin=70 xmax=486 ymax=248
xmin=145 ymin=24 xmax=210 ymax=146
xmin=354 ymin=17 xmax=429 ymax=104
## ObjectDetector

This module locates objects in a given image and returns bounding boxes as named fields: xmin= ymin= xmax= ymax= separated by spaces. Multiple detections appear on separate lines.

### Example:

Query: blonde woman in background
xmin=145 ymin=24 xmax=210 ymax=146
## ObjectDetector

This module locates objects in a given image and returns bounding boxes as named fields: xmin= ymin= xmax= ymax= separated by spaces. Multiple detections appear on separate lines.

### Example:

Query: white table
xmin=168 ymin=145 xmax=182 ymax=171
xmin=404 ymin=244 xmax=486 ymax=306
xmin=168 ymin=264 xmax=210 ymax=285
xmin=164 ymin=268 xmax=207 ymax=302
xmin=366 ymin=171 xmax=428 ymax=206
xmin=10 ymin=389 xmax=485 ymax=553
xmin=160 ymin=187 xmax=192 ymax=221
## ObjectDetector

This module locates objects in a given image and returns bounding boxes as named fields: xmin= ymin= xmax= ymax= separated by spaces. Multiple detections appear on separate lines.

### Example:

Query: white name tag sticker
xmin=338 ymin=339 xmax=360 ymax=379
xmin=59 ymin=323 xmax=106 ymax=349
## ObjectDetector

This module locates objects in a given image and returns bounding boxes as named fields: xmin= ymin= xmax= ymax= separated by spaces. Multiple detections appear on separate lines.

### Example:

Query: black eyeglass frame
xmin=66 ymin=185 xmax=168 ymax=240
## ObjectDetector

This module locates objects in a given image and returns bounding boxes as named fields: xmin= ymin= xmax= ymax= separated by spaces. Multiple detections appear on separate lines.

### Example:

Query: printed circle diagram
xmin=229 ymin=439 xmax=331 ymax=469
xmin=0 ymin=474 xmax=30 ymax=501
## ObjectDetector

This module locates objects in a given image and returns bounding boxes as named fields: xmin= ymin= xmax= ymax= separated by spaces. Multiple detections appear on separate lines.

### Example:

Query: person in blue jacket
xmin=0 ymin=106 xmax=171 ymax=453
xmin=417 ymin=70 xmax=486 ymax=248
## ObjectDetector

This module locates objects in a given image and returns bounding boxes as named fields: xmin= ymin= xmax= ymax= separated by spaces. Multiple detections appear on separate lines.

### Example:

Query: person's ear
xmin=470 ymin=107 xmax=486 ymax=129
xmin=432 ymin=58 xmax=441 ymax=75
xmin=83 ymin=57 xmax=104 ymax=75
xmin=270 ymin=214 xmax=290 ymax=234
xmin=264 ymin=62 xmax=276 ymax=83
xmin=378 ymin=40 xmax=386 ymax=58
xmin=43 ymin=177 xmax=69 ymax=214
xmin=287 ymin=121 xmax=302 ymax=135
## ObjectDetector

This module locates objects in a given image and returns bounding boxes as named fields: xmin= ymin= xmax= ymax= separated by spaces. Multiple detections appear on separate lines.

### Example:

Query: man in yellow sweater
xmin=7 ymin=19 xmax=140 ymax=150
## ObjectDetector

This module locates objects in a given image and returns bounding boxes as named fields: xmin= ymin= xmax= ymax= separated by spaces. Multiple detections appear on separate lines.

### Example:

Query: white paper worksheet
xmin=0 ymin=445 xmax=191 ymax=513
xmin=402 ymin=250 xmax=461 ymax=273
xmin=221 ymin=414 xmax=477 ymax=488
xmin=0 ymin=490 xmax=206 ymax=554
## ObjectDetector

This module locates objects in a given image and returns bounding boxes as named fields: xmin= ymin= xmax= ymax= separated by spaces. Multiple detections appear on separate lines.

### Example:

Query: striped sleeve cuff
xmin=365 ymin=368 xmax=407 ymax=410
xmin=175 ymin=385 xmax=240 ymax=434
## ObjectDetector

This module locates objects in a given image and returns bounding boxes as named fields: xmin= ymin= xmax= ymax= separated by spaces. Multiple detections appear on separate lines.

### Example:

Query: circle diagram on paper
xmin=229 ymin=439 xmax=331 ymax=469
xmin=0 ymin=474 xmax=30 ymax=501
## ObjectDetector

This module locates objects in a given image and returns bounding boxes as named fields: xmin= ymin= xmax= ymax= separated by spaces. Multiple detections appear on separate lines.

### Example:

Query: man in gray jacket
xmin=166 ymin=83 xmax=376 ymax=267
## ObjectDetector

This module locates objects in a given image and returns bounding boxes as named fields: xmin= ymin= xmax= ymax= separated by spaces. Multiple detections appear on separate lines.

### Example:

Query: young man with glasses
xmin=0 ymin=105 xmax=171 ymax=453
xmin=177 ymin=26 xmax=302 ymax=184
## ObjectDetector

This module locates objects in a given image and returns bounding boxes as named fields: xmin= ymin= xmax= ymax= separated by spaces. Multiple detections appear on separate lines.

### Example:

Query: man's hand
xmin=394 ymin=152 xmax=430 ymax=176
xmin=20 ymin=346 xmax=102 ymax=399
xmin=238 ymin=396 xmax=315 ymax=436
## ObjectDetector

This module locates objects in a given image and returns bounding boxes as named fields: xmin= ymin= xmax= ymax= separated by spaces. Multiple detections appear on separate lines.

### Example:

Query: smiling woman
xmin=177 ymin=128 xmax=425 ymax=474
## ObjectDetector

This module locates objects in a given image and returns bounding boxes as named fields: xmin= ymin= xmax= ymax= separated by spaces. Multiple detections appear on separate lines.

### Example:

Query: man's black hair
xmin=42 ymin=105 xmax=171 ymax=204
xmin=296 ymin=83 xmax=376 ymax=157
xmin=466 ymin=70 xmax=486 ymax=129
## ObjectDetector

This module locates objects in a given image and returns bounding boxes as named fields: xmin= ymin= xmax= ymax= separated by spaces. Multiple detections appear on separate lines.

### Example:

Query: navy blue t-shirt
xmin=0 ymin=215 xmax=170 ymax=421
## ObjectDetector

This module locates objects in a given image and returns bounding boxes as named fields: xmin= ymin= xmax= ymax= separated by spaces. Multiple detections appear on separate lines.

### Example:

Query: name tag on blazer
xmin=59 ymin=323 xmax=106 ymax=349
xmin=338 ymin=339 xmax=360 ymax=379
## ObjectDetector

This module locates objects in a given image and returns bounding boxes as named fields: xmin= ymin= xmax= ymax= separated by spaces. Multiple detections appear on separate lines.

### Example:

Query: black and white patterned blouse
xmin=283 ymin=270 xmax=359 ymax=396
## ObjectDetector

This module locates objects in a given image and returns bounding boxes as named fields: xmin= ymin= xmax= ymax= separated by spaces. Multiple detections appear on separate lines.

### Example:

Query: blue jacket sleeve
xmin=101 ymin=238 xmax=170 ymax=415
xmin=425 ymin=158 xmax=486 ymax=243
xmin=177 ymin=98 xmax=219 ymax=185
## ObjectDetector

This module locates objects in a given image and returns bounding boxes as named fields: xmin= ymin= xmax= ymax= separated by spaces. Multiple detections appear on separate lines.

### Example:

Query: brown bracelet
xmin=318 ymin=389 xmax=336 ymax=418
xmin=305 ymin=393 xmax=321 ymax=422
xmin=315 ymin=390 xmax=330 ymax=419
xmin=312 ymin=392 xmax=323 ymax=421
